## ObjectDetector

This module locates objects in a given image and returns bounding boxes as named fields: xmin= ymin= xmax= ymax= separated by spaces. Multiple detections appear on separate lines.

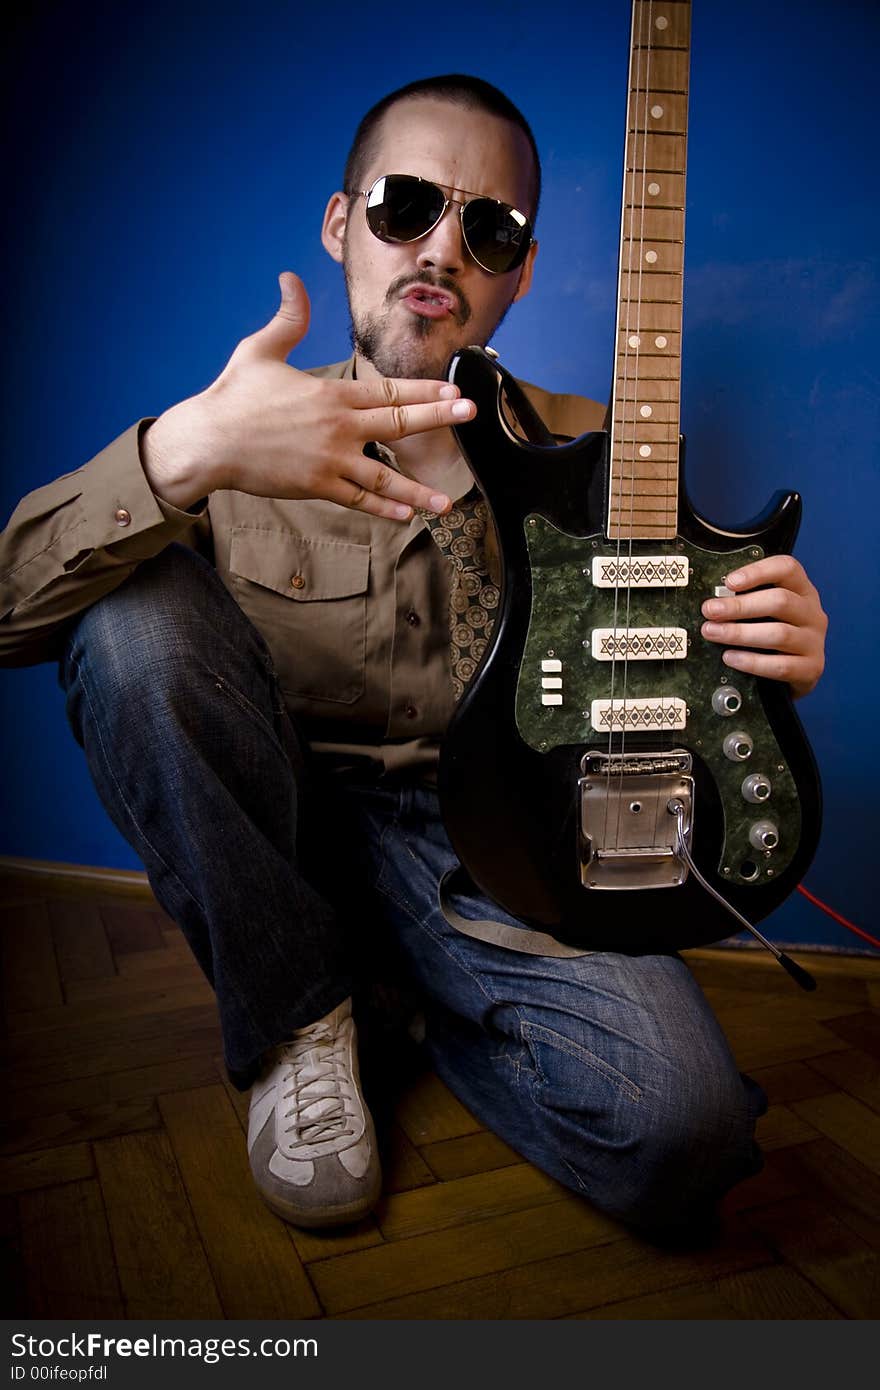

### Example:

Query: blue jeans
xmin=60 ymin=544 xmax=765 ymax=1236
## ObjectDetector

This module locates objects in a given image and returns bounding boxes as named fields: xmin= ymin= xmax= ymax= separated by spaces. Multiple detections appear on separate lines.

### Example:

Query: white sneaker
xmin=247 ymin=998 xmax=381 ymax=1227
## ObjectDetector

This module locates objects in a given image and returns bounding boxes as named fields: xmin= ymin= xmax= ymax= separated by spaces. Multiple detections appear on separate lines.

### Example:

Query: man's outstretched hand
xmin=141 ymin=272 xmax=475 ymax=518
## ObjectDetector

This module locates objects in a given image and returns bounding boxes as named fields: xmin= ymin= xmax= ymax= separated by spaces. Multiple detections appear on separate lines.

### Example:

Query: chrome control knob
xmin=742 ymin=772 xmax=772 ymax=803
xmin=749 ymin=819 xmax=780 ymax=851
xmin=723 ymin=731 xmax=753 ymax=761
xmin=712 ymin=685 xmax=742 ymax=716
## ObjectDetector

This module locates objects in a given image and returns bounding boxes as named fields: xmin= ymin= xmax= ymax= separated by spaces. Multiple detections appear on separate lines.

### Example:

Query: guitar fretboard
xmin=610 ymin=0 xmax=691 ymax=540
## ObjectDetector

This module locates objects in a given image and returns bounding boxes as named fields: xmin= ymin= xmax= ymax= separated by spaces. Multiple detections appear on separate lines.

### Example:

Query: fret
xmin=624 ymin=170 xmax=685 ymax=208
xmin=618 ymin=274 xmax=682 ymax=301
xmin=615 ymin=353 xmax=680 ymax=381
xmin=614 ymin=399 xmax=679 ymax=422
xmin=629 ymin=50 xmax=689 ymax=91
xmin=612 ymin=421 xmax=679 ymax=442
xmin=620 ymin=239 xmax=684 ymax=273
xmin=616 ymin=303 xmax=682 ymax=332
xmin=615 ymin=380 xmax=681 ymax=403
xmin=622 ymin=206 xmax=684 ymax=240
xmin=633 ymin=1 xmax=691 ymax=48
xmin=612 ymin=466 xmax=680 ymax=482
xmin=627 ymin=133 xmax=687 ymax=172
xmin=628 ymin=93 xmax=688 ymax=134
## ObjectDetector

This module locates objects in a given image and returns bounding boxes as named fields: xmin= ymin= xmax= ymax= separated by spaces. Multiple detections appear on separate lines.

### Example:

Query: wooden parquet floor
xmin=2 ymin=868 xmax=879 ymax=1321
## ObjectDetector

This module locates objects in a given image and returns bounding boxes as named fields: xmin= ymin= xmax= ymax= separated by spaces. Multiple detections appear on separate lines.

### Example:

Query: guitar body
xmin=438 ymin=346 xmax=822 ymax=952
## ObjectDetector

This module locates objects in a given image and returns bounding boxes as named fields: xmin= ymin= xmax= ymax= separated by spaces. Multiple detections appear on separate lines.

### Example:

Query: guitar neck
xmin=609 ymin=0 xmax=692 ymax=541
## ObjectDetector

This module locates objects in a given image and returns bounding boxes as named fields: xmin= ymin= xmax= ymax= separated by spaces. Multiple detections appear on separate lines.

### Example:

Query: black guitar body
xmin=438 ymin=347 xmax=822 ymax=952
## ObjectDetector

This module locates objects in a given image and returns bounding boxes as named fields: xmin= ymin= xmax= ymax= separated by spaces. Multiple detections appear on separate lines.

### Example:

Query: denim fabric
xmin=59 ymin=543 xmax=765 ymax=1234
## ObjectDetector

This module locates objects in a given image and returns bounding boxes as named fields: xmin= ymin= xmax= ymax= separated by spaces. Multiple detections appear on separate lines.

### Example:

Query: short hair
xmin=343 ymin=74 xmax=542 ymax=223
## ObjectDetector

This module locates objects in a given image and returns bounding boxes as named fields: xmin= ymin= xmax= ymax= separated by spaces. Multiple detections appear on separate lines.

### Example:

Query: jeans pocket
xmin=521 ymin=1019 xmax=642 ymax=1104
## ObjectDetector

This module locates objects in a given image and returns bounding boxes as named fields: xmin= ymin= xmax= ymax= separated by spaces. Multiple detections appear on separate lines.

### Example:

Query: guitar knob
xmin=749 ymin=819 xmax=780 ymax=851
xmin=712 ymin=685 xmax=742 ymax=716
xmin=723 ymin=731 xmax=753 ymax=761
xmin=742 ymin=772 xmax=772 ymax=803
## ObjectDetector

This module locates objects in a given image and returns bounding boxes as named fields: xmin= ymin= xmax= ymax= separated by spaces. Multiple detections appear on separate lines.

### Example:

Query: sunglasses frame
xmin=350 ymin=173 xmax=534 ymax=276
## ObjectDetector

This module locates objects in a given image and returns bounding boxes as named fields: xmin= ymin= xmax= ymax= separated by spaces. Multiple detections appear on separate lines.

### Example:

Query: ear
xmin=321 ymin=192 xmax=349 ymax=264
xmin=512 ymin=238 xmax=538 ymax=303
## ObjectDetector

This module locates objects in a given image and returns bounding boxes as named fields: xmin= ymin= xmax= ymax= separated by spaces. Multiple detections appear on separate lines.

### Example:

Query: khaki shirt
xmin=0 ymin=358 xmax=605 ymax=778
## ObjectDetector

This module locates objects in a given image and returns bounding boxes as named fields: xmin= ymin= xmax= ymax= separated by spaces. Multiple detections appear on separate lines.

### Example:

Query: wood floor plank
xmin=0 ymin=1141 xmax=93 ymax=1195
xmin=742 ymin=1195 xmax=880 ymax=1318
xmin=568 ymin=1281 xmax=738 ymax=1319
xmin=5 ymin=1003 xmax=222 ymax=1091
xmin=100 ymin=904 xmax=166 ymax=956
xmin=756 ymin=1103 xmax=821 ymax=1153
xmin=311 ymin=1195 xmax=622 ymax=1314
xmin=394 ymin=1071 xmax=482 ymax=1145
xmin=5 ymin=1054 xmax=222 ymax=1123
xmin=48 ymin=899 xmax=116 ymax=985
xmin=823 ymin=1010 xmax=880 ymax=1060
xmin=290 ymin=1214 xmax=385 ymax=1265
xmin=807 ymin=1048 xmax=880 ymax=1114
xmin=1 ymin=901 xmax=63 ymax=1015
xmin=1 ymin=1099 xmax=161 ymax=1157
xmin=4 ymin=979 xmax=215 ymax=1039
xmin=789 ymin=1091 xmax=880 ymax=1177
xmin=749 ymin=1059 xmax=838 ymax=1105
xmin=159 ymin=1085 xmax=321 ymax=1319
xmin=381 ymin=1123 xmax=437 ymax=1195
xmin=336 ymin=1216 xmax=773 ymax=1319
xmin=767 ymin=1140 xmax=880 ymax=1251
xmin=420 ymin=1131 xmax=522 ymax=1182
xmin=0 ymin=1195 xmax=27 ymax=1316
xmin=65 ymin=960 xmax=206 ymax=1004
xmin=713 ymin=1012 xmax=848 ymax=1072
xmin=94 ymin=1130 xmax=223 ymax=1318
xmin=374 ymin=1162 xmax=563 ymax=1243
xmin=19 ymin=1178 xmax=123 ymax=1317
xmin=713 ymin=1262 xmax=843 ymax=1318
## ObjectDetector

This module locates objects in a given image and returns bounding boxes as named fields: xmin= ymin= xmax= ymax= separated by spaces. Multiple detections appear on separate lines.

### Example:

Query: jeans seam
xmin=72 ymin=651 xmax=208 ymax=919
xmin=521 ymin=1019 xmax=643 ymax=1103
xmin=210 ymin=669 xmax=284 ymax=747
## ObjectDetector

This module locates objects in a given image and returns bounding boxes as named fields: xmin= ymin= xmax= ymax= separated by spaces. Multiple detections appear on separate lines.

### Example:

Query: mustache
xmin=386 ymin=272 xmax=471 ymax=326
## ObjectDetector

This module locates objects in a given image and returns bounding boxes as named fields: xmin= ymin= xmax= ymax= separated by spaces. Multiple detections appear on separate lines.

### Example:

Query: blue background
xmin=1 ymin=0 xmax=877 ymax=950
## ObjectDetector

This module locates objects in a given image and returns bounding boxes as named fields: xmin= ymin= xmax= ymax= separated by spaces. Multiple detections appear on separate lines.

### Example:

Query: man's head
xmin=321 ymin=75 xmax=541 ymax=381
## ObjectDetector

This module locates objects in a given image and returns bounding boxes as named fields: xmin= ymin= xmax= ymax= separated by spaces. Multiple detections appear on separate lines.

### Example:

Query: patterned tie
xmin=419 ymin=489 xmax=500 ymax=702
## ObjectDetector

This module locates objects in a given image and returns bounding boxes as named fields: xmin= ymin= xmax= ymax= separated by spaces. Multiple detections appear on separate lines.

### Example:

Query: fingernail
xmin=438 ymin=384 xmax=458 ymax=399
xmin=702 ymin=622 xmax=721 ymax=636
xmin=394 ymin=504 xmax=412 ymax=520
xmin=429 ymin=494 xmax=450 ymax=512
xmin=703 ymin=599 xmax=722 ymax=616
xmin=726 ymin=569 xmax=744 ymax=584
xmin=451 ymin=400 xmax=474 ymax=419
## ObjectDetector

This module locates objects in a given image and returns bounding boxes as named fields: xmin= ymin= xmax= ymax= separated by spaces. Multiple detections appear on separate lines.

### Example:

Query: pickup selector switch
xmin=712 ymin=685 xmax=742 ymax=716
xmin=723 ymin=731 xmax=753 ymax=761
xmin=742 ymin=772 xmax=772 ymax=803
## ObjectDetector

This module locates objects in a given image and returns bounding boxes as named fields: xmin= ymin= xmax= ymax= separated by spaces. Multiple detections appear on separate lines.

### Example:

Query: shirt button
xmin=405 ymin=609 xmax=420 ymax=626
xmin=290 ymin=574 xmax=306 ymax=590
xmin=114 ymin=507 xmax=131 ymax=526
xmin=404 ymin=704 xmax=418 ymax=719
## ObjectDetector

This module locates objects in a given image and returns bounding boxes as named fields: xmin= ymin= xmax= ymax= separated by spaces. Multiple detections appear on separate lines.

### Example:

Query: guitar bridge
xmin=578 ymin=751 xmax=694 ymax=890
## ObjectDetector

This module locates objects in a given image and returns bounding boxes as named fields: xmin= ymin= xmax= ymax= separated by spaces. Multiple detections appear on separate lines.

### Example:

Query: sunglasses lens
xmin=462 ymin=199 xmax=531 ymax=273
xmin=364 ymin=175 xmax=446 ymax=243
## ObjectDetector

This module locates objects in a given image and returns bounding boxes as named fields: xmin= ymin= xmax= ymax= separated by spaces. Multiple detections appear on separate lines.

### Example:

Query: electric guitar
xmin=438 ymin=0 xmax=822 ymax=952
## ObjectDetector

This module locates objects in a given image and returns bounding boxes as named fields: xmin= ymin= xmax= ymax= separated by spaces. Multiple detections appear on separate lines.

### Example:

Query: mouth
xmin=399 ymin=283 xmax=459 ymax=320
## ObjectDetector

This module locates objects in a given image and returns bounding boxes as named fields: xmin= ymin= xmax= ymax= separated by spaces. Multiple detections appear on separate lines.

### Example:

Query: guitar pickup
xmin=590 ymin=626 xmax=687 ymax=660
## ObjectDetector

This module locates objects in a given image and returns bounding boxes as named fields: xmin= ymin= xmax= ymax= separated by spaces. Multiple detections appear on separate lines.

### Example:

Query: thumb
xmin=243 ymin=271 xmax=311 ymax=361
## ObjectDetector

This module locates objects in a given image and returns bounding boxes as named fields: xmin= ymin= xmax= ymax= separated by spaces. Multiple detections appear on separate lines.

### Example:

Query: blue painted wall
xmin=1 ymin=0 xmax=877 ymax=950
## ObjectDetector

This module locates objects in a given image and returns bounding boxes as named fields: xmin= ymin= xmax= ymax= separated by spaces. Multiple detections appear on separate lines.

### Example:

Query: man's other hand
xmin=140 ymin=272 xmax=475 ymax=518
xmin=700 ymin=555 xmax=828 ymax=699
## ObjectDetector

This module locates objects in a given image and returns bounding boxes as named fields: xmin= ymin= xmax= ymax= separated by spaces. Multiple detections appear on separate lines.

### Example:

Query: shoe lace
xmin=278 ymin=1022 xmax=356 ymax=1149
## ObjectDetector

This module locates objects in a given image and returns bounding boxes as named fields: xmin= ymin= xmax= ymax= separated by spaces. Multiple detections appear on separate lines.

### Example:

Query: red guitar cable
xmin=797 ymin=884 xmax=880 ymax=952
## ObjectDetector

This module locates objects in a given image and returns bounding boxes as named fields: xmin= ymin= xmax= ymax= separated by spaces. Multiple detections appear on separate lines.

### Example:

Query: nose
xmin=415 ymin=201 xmax=467 ymax=276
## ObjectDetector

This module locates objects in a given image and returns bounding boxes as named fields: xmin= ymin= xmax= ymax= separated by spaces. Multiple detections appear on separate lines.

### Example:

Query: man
xmin=0 ymin=76 xmax=827 ymax=1240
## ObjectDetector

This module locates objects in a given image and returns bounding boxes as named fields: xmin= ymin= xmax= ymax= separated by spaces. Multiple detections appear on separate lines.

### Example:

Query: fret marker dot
xmin=655 ymin=335 xmax=668 ymax=348
xmin=655 ymin=16 xmax=668 ymax=29
xmin=651 ymin=104 xmax=664 ymax=119
xmin=628 ymin=334 xmax=641 ymax=348
xmin=648 ymin=182 xmax=661 ymax=196
xmin=640 ymin=405 xmax=653 ymax=417
xmin=639 ymin=445 xmax=652 ymax=457
xmin=645 ymin=250 xmax=658 ymax=264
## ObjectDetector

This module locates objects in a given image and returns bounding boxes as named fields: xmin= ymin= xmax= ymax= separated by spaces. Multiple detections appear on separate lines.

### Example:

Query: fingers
xmin=336 ymin=454 xmax=453 ymax=519
xmin=723 ymin=554 xmax=816 ymax=598
xmin=357 ymin=394 xmax=476 ymax=442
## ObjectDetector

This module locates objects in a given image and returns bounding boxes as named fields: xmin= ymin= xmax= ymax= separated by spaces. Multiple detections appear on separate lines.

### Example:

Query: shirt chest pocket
xmin=228 ymin=528 xmax=370 ymax=704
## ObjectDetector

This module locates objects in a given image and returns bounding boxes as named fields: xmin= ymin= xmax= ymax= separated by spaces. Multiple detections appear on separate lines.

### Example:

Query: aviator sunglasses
xmin=350 ymin=173 xmax=534 ymax=275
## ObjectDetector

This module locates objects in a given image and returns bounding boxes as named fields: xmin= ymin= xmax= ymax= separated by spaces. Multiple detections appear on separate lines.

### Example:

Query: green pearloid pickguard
xmin=517 ymin=517 xmax=802 ymax=886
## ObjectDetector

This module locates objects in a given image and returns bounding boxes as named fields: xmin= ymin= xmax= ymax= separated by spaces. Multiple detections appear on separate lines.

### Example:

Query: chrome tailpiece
xmin=579 ymin=750 xmax=694 ymax=890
